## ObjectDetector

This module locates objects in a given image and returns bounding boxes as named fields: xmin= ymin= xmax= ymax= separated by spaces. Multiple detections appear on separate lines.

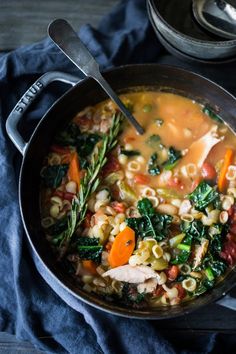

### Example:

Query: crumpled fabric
xmin=0 ymin=0 xmax=236 ymax=353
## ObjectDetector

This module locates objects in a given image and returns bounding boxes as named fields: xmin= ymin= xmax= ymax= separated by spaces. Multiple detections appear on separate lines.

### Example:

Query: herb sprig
xmin=60 ymin=112 xmax=123 ymax=245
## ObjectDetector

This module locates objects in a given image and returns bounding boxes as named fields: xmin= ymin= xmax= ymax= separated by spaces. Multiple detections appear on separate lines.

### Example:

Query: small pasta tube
xmin=226 ymin=165 xmax=236 ymax=181
xmin=182 ymin=277 xmax=197 ymax=292
xmin=162 ymin=284 xmax=178 ymax=300
xmin=127 ymin=161 xmax=141 ymax=172
xmin=222 ymin=195 xmax=234 ymax=211
xmin=152 ymin=244 xmax=163 ymax=259
xmin=179 ymin=264 xmax=191 ymax=275
xmin=141 ymin=187 xmax=156 ymax=197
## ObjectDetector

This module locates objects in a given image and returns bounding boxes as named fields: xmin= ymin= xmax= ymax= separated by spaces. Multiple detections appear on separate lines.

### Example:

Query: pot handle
xmin=216 ymin=294 xmax=236 ymax=311
xmin=6 ymin=71 xmax=81 ymax=155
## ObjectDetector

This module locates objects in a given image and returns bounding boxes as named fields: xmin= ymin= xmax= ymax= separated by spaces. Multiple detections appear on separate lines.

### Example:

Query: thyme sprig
xmin=61 ymin=112 xmax=123 ymax=245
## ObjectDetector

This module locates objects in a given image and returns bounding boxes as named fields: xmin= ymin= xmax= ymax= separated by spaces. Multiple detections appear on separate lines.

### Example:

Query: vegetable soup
xmin=40 ymin=91 xmax=236 ymax=308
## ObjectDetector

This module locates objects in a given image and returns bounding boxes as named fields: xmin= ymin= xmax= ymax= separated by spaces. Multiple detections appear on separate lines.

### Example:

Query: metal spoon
xmin=48 ymin=19 xmax=144 ymax=135
xmin=192 ymin=0 xmax=236 ymax=39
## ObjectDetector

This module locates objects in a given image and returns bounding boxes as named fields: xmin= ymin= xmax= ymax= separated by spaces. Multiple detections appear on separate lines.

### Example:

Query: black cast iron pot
xmin=6 ymin=64 xmax=236 ymax=318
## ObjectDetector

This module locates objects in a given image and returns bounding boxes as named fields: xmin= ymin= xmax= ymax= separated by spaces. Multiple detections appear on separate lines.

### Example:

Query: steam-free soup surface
xmin=40 ymin=91 xmax=236 ymax=308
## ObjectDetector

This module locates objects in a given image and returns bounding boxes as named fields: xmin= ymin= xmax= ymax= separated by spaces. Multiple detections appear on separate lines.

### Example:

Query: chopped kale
xmin=76 ymin=133 xmax=101 ymax=158
xmin=146 ymin=134 xmax=161 ymax=149
xmin=203 ymin=106 xmax=223 ymax=124
xmin=171 ymin=251 xmax=190 ymax=265
xmin=188 ymin=181 xmax=219 ymax=211
xmin=47 ymin=217 xmax=68 ymax=236
xmin=122 ymin=283 xmax=146 ymax=304
xmin=41 ymin=164 xmax=68 ymax=188
xmin=171 ymin=234 xmax=192 ymax=265
xmin=126 ymin=213 xmax=172 ymax=242
xmin=120 ymin=149 xmax=141 ymax=157
xmin=77 ymin=237 xmax=103 ymax=262
xmin=137 ymin=198 xmax=156 ymax=216
xmin=181 ymin=220 xmax=207 ymax=243
xmin=148 ymin=152 xmax=161 ymax=176
xmin=54 ymin=121 xmax=101 ymax=163
xmin=163 ymin=147 xmax=182 ymax=170
xmin=211 ymin=259 xmax=227 ymax=277
xmin=194 ymin=278 xmax=215 ymax=296
xmin=55 ymin=122 xmax=81 ymax=146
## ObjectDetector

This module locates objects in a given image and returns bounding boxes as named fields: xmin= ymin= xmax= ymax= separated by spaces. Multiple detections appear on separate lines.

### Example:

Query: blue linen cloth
xmin=0 ymin=0 xmax=236 ymax=353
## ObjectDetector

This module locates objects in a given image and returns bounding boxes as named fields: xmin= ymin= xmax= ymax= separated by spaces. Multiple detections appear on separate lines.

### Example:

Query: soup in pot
xmin=40 ymin=91 xmax=236 ymax=307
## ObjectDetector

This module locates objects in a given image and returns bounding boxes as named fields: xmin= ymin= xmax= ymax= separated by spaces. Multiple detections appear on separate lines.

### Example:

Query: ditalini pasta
xmin=40 ymin=91 xmax=236 ymax=308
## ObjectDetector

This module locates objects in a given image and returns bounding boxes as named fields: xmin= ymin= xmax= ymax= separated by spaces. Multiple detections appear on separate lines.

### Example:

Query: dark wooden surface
xmin=1 ymin=0 xmax=236 ymax=352
xmin=0 ymin=0 xmax=118 ymax=51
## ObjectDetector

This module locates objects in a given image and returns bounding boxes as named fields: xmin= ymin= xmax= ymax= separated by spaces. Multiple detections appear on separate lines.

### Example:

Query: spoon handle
xmin=48 ymin=19 xmax=144 ymax=135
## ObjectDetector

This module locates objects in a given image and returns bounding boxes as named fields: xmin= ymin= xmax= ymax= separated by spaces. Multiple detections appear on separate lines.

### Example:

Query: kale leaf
xmin=120 ymin=149 xmax=141 ymax=157
xmin=76 ymin=133 xmax=101 ymax=158
xmin=126 ymin=214 xmax=172 ymax=241
xmin=55 ymin=122 xmax=81 ymax=146
xmin=146 ymin=134 xmax=161 ymax=149
xmin=41 ymin=164 xmax=68 ymax=188
xmin=171 ymin=234 xmax=192 ymax=265
xmin=54 ymin=121 xmax=101 ymax=166
xmin=202 ymin=106 xmax=223 ymax=124
xmin=163 ymin=147 xmax=182 ymax=170
xmin=148 ymin=153 xmax=161 ymax=176
xmin=122 ymin=283 xmax=146 ymax=304
xmin=180 ymin=220 xmax=207 ymax=243
xmin=77 ymin=237 xmax=103 ymax=262
xmin=137 ymin=198 xmax=156 ymax=216
xmin=188 ymin=181 xmax=219 ymax=211
xmin=194 ymin=278 xmax=215 ymax=296
xmin=47 ymin=217 xmax=68 ymax=236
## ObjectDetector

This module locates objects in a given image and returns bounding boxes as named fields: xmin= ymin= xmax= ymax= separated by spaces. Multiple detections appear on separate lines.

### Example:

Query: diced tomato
xmin=50 ymin=145 xmax=71 ymax=155
xmin=110 ymin=201 xmax=126 ymax=213
xmin=63 ymin=192 xmax=75 ymax=201
xmin=166 ymin=265 xmax=180 ymax=281
xmin=105 ymin=241 xmax=113 ymax=251
xmin=153 ymin=285 xmax=165 ymax=297
xmin=53 ymin=190 xmax=75 ymax=202
xmin=83 ymin=211 xmax=93 ymax=228
xmin=174 ymin=284 xmax=186 ymax=299
xmin=220 ymin=233 xmax=236 ymax=266
xmin=201 ymin=162 xmax=217 ymax=180
xmin=230 ymin=224 xmax=236 ymax=235
xmin=134 ymin=174 xmax=151 ymax=185
xmin=53 ymin=190 xmax=64 ymax=198
xmin=102 ymin=156 xmax=121 ymax=177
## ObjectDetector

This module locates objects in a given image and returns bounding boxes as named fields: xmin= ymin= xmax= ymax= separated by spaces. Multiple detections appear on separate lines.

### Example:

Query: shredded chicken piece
xmin=102 ymin=265 xmax=159 ymax=284
xmin=178 ymin=125 xmax=223 ymax=169
xmin=137 ymin=278 xmax=159 ymax=294
xmin=193 ymin=238 xmax=209 ymax=269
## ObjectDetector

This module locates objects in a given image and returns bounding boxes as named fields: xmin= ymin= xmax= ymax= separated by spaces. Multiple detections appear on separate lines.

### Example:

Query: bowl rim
xmin=148 ymin=0 xmax=236 ymax=46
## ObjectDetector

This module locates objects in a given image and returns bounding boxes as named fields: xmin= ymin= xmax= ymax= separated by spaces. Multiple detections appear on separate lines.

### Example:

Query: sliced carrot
xmin=68 ymin=151 xmax=80 ymax=190
xmin=82 ymin=260 xmax=97 ymax=275
xmin=108 ymin=226 xmax=135 ymax=268
xmin=218 ymin=149 xmax=234 ymax=192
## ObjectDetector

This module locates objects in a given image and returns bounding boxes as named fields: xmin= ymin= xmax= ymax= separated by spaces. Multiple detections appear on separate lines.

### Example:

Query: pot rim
xmin=18 ymin=63 xmax=236 ymax=319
